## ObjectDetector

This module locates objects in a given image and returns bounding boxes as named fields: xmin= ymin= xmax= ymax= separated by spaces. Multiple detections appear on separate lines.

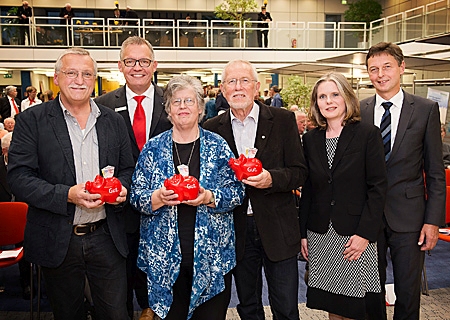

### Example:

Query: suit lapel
xmin=218 ymin=110 xmax=239 ymax=157
xmin=330 ymin=124 xmax=355 ymax=173
xmin=254 ymin=104 xmax=273 ymax=157
xmin=48 ymin=100 xmax=76 ymax=179
xmin=96 ymin=111 xmax=108 ymax=170
xmin=390 ymin=91 xmax=414 ymax=162
xmin=361 ymin=96 xmax=376 ymax=124
xmin=311 ymin=129 xmax=331 ymax=177
xmin=149 ymin=84 xmax=165 ymax=138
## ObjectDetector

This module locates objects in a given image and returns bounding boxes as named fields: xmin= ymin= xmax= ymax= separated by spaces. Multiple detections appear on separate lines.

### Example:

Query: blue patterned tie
xmin=380 ymin=101 xmax=393 ymax=161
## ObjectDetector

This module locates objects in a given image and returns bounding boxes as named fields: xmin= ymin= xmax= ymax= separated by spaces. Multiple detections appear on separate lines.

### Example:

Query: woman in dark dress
xmin=300 ymin=72 xmax=387 ymax=319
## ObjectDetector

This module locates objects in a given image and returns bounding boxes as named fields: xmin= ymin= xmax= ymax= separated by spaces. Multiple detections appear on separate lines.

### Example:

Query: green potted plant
xmin=2 ymin=6 xmax=19 ymax=45
xmin=214 ymin=0 xmax=258 ymax=47
xmin=344 ymin=0 xmax=382 ymax=48
xmin=280 ymin=76 xmax=312 ymax=111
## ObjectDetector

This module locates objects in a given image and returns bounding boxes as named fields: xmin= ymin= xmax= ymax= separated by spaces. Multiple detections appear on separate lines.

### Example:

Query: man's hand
xmin=418 ymin=223 xmax=439 ymax=251
xmin=108 ymin=185 xmax=128 ymax=205
xmin=68 ymin=183 xmax=103 ymax=209
xmin=243 ymin=168 xmax=272 ymax=189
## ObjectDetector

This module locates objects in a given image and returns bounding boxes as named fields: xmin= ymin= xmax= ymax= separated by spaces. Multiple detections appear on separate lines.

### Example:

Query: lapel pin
xmin=262 ymin=135 xmax=266 ymax=139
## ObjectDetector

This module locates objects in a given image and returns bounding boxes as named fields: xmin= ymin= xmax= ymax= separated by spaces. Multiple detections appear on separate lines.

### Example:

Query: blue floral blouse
xmin=130 ymin=127 xmax=245 ymax=319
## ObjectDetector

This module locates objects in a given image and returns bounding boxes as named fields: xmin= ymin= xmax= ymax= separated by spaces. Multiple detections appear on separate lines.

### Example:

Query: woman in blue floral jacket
xmin=130 ymin=75 xmax=245 ymax=320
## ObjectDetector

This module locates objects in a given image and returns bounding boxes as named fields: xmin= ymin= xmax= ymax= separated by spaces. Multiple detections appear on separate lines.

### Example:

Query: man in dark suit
xmin=0 ymin=86 xmax=21 ymax=122
xmin=257 ymin=6 xmax=272 ymax=48
xmin=95 ymin=36 xmax=172 ymax=320
xmin=0 ymin=132 xmax=12 ymax=202
xmin=360 ymin=42 xmax=446 ymax=320
xmin=7 ymin=47 xmax=135 ymax=319
xmin=17 ymin=1 xmax=32 ymax=45
xmin=203 ymin=59 xmax=307 ymax=320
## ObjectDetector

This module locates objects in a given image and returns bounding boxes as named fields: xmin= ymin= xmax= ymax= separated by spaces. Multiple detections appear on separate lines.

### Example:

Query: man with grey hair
xmin=0 ymin=86 xmax=21 ymax=122
xmin=204 ymin=59 xmax=307 ymax=319
xmin=8 ymin=47 xmax=134 ymax=319
xmin=95 ymin=36 xmax=171 ymax=320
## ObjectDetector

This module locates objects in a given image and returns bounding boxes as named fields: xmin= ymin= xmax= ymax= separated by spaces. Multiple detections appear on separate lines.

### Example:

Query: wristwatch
xmin=207 ymin=192 xmax=215 ymax=205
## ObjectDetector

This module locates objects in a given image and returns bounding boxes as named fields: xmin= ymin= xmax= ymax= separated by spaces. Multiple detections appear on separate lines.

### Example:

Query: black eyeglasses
xmin=60 ymin=70 xmax=95 ymax=79
xmin=122 ymin=58 xmax=153 ymax=68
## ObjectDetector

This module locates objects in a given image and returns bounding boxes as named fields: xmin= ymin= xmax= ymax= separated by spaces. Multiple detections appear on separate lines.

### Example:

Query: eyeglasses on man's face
xmin=171 ymin=98 xmax=196 ymax=107
xmin=60 ymin=70 xmax=95 ymax=79
xmin=122 ymin=58 xmax=153 ymax=68
xmin=224 ymin=78 xmax=257 ymax=87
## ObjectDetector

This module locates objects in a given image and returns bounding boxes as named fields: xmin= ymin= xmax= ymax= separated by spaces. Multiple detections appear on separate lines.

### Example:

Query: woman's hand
xmin=301 ymin=238 xmax=309 ymax=261
xmin=343 ymin=235 xmax=369 ymax=261
xmin=152 ymin=186 xmax=180 ymax=210
xmin=183 ymin=187 xmax=215 ymax=207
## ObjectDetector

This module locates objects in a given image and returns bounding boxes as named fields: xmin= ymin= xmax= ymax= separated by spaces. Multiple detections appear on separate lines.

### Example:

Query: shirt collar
xmin=125 ymin=84 xmax=155 ymax=102
xmin=230 ymin=102 xmax=260 ymax=124
xmin=375 ymin=89 xmax=404 ymax=110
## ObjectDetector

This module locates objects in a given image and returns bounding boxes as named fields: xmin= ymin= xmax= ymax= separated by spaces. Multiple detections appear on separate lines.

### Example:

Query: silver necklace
xmin=174 ymin=139 xmax=196 ymax=167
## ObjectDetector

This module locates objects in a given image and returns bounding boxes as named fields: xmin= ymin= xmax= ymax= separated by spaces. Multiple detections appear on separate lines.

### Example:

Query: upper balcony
xmin=0 ymin=0 xmax=449 ymax=76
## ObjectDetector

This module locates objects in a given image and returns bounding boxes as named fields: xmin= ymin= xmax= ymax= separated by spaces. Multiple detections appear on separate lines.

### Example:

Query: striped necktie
xmin=380 ymin=101 xmax=393 ymax=161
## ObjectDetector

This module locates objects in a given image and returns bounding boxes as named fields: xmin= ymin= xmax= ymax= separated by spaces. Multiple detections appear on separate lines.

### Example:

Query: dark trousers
xmin=367 ymin=222 xmax=424 ymax=320
xmin=257 ymin=30 xmax=269 ymax=48
xmin=234 ymin=216 xmax=299 ymax=320
xmin=18 ymin=25 xmax=28 ymax=45
xmin=165 ymin=265 xmax=232 ymax=320
xmin=41 ymin=223 xmax=128 ymax=320
xmin=126 ymin=230 xmax=149 ymax=318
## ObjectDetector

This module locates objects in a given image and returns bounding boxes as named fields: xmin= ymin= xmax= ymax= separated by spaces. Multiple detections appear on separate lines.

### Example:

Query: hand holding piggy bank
xmin=229 ymin=154 xmax=263 ymax=181
xmin=85 ymin=175 xmax=122 ymax=203
xmin=164 ymin=174 xmax=200 ymax=201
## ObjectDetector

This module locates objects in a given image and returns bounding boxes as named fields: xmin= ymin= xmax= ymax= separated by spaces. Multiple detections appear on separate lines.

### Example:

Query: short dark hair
xmin=366 ymin=42 xmax=404 ymax=68
xmin=271 ymin=85 xmax=280 ymax=93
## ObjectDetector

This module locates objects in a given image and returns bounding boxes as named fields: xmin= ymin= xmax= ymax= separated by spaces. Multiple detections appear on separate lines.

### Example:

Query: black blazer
xmin=0 ymin=96 xmax=21 ymax=122
xmin=360 ymin=91 xmax=446 ymax=232
xmin=299 ymin=121 xmax=387 ymax=242
xmin=7 ymin=99 xmax=135 ymax=268
xmin=204 ymin=102 xmax=308 ymax=261
xmin=0 ymin=155 xmax=12 ymax=202
xmin=95 ymin=85 xmax=172 ymax=232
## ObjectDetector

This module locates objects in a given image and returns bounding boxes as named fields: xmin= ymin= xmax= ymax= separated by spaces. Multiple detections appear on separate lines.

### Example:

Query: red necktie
xmin=132 ymin=96 xmax=146 ymax=151
xmin=11 ymin=98 xmax=19 ymax=114
xmin=29 ymin=99 xmax=35 ymax=106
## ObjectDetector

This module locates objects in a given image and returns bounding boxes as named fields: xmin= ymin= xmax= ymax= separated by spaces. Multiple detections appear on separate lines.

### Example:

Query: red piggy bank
xmin=85 ymin=175 xmax=122 ymax=203
xmin=164 ymin=174 xmax=200 ymax=202
xmin=229 ymin=154 xmax=263 ymax=181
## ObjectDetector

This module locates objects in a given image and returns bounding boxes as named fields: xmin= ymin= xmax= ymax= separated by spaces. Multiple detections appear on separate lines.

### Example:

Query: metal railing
xmin=0 ymin=0 xmax=449 ymax=49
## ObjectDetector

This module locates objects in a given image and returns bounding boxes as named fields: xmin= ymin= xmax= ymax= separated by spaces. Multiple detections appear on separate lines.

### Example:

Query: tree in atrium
xmin=344 ymin=0 xmax=383 ymax=47
xmin=280 ymin=76 xmax=312 ymax=111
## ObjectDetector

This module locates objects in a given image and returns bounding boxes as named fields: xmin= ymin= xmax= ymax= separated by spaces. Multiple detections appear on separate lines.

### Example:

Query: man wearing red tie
xmin=95 ymin=36 xmax=172 ymax=320
xmin=0 ymin=86 xmax=21 ymax=123
xmin=21 ymin=86 xmax=42 ymax=111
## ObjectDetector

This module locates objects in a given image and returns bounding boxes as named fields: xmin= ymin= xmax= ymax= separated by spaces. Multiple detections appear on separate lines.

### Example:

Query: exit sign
xmin=3 ymin=74 xmax=12 ymax=78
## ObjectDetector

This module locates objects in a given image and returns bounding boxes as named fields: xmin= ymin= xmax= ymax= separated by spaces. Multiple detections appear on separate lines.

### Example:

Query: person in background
xmin=17 ymin=1 xmax=32 ymax=45
xmin=124 ymin=6 xmax=139 ymax=37
xmin=130 ymin=75 xmax=244 ymax=319
xmin=270 ymin=85 xmax=283 ymax=107
xmin=45 ymin=89 xmax=54 ymax=101
xmin=36 ymin=26 xmax=52 ymax=45
xmin=0 ymin=132 xmax=12 ymax=201
xmin=263 ymin=89 xmax=270 ymax=101
xmin=59 ymin=3 xmax=75 ymax=45
xmin=204 ymin=90 xmax=217 ymax=121
xmin=203 ymin=59 xmax=307 ymax=320
xmin=215 ymin=90 xmax=230 ymax=115
xmin=257 ymin=6 xmax=272 ymax=48
xmin=441 ymin=124 xmax=450 ymax=168
xmin=289 ymin=105 xmax=299 ymax=111
xmin=300 ymin=72 xmax=387 ymax=319
xmin=294 ymin=110 xmax=307 ymax=137
xmin=95 ymin=36 xmax=172 ymax=320
xmin=361 ymin=42 xmax=446 ymax=320
xmin=7 ymin=47 xmax=134 ymax=319
xmin=3 ymin=118 xmax=14 ymax=133
xmin=0 ymin=86 xmax=21 ymax=122
xmin=21 ymin=86 xmax=42 ymax=111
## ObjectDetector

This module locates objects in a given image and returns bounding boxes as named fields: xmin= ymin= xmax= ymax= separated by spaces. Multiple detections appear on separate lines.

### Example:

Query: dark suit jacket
xmin=203 ymin=102 xmax=308 ymax=261
xmin=7 ymin=99 xmax=135 ymax=268
xmin=299 ymin=121 xmax=387 ymax=242
xmin=0 ymin=155 xmax=12 ymax=202
xmin=360 ymin=91 xmax=446 ymax=232
xmin=0 ymin=96 xmax=21 ymax=122
xmin=95 ymin=84 xmax=172 ymax=233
